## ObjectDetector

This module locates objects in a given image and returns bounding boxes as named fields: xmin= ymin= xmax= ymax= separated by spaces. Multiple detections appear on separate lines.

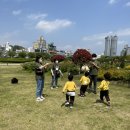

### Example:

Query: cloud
xmin=27 ymin=13 xmax=48 ymax=20
xmin=82 ymin=28 xmax=130 ymax=41
xmin=2 ymin=0 xmax=29 ymax=2
xmin=0 ymin=31 xmax=30 ymax=47
xmin=82 ymin=32 xmax=113 ymax=41
xmin=12 ymin=0 xmax=30 ymax=2
xmin=0 ymin=31 xmax=19 ymax=41
xmin=117 ymin=28 xmax=130 ymax=36
xmin=118 ymin=40 xmax=127 ymax=45
xmin=125 ymin=2 xmax=130 ymax=7
xmin=108 ymin=0 xmax=118 ymax=4
xmin=35 ymin=19 xmax=73 ymax=32
xmin=12 ymin=10 xmax=22 ymax=15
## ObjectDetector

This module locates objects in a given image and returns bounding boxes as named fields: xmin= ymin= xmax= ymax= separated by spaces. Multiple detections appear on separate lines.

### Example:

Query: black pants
xmin=80 ymin=85 xmax=88 ymax=95
xmin=100 ymin=90 xmax=110 ymax=102
xmin=66 ymin=94 xmax=75 ymax=106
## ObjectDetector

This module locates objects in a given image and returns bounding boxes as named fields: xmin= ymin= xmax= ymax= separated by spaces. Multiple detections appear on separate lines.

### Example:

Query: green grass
xmin=0 ymin=65 xmax=130 ymax=130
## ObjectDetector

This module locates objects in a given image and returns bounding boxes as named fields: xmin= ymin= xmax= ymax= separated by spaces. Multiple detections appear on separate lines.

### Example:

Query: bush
xmin=98 ymin=68 xmax=130 ymax=81
xmin=60 ymin=60 xmax=79 ymax=75
xmin=22 ymin=62 xmax=36 ymax=72
xmin=51 ymin=55 xmax=65 ymax=62
xmin=0 ymin=58 xmax=34 ymax=63
xmin=22 ymin=61 xmax=51 ymax=72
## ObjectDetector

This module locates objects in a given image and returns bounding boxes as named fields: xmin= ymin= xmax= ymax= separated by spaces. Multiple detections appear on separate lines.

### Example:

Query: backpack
xmin=11 ymin=78 xmax=18 ymax=84
xmin=55 ymin=70 xmax=60 ymax=78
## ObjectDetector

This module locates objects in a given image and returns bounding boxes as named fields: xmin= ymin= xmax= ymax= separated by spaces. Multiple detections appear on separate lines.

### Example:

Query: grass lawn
xmin=0 ymin=65 xmax=130 ymax=130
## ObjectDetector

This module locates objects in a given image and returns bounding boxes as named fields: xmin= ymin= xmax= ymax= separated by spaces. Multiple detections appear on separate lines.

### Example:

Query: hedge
xmin=0 ymin=58 xmax=34 ymax=63
xmin=98 ymin=68 xmax=130 ymax=81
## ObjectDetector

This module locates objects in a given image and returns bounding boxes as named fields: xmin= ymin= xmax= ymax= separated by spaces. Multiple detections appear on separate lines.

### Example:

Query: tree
xmin=18 ymin=52 xmax=27 ymax=58
xmin=51 ymin=55 xmax=65 ymax=62
xmin=0 ymin=51 xmax=3 ymax=57
xmin=72 ymin=49 xmax=92 ymax=69
xmin=27 ymin=52 xmax=36 ymax=58
xmin=8 ymin=51 xmax=16 ymax=58
xmin=12 ymin=45 xmax=25 ymax=51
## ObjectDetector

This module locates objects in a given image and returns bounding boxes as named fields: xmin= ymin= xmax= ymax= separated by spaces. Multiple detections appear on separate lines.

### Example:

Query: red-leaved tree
xmin=73 ymin=49 xmax=92 ymax=68
xmin=51 ymin=55 xmax=65 ymax=62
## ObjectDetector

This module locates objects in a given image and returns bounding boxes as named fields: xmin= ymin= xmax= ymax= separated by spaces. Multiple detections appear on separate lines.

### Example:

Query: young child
xmin=62 ymin=74 xmax=76 ymax=108
xmin=79 ymin=71 xmax=90 ymax=97
xmin=98 ymin=72 xmax=111 ymax=106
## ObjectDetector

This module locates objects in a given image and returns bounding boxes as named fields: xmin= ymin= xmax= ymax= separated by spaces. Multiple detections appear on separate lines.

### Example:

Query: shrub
xmin=98 ymin=68 xmax=130 ymax=81
xmin=22 ymin=61 xmax=51 ymax=72
xmin=60 ymin=60 xmax=79 ymax=75
xmin=51 ymin=55 xmax=65 ymax=62
xmin=22 ymin=62 xmax=36 ymax=72
xmin=72 ymin=49 xmax=92 ymax=66
xmin=0 ymin=58 xmax=34 ymax=63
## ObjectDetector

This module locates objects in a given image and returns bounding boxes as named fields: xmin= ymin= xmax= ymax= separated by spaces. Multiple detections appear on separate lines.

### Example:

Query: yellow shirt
xmin=63 ymin=81 xmax=76 ymax=92
xmin=98 ymin=80 xmax=110 ymax=91
xmin=80 ymin=76 xmax=90 ymax=85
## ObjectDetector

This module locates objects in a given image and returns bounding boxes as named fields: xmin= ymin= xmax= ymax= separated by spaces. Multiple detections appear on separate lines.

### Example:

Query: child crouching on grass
xmin=98 ymin=72 xmax=111 ymax=106
xmin=79 ymin=71 xmax=90 ymax=97
xmin=62 ymin=74 xmax=77 ymax=109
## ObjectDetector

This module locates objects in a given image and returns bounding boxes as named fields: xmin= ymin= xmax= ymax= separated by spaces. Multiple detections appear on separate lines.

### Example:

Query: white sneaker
xmin=70 ymin=106 xmax=73 ymax=109
xmin=36 ymin=97 xmax=43 ymax=102
xmin=51 ymin=87 xmax=53 ymax=89
xmin=65 ymin=102 xmax=69 ymax=105
xmin=40 ymin=96 xmax=45 ymax=100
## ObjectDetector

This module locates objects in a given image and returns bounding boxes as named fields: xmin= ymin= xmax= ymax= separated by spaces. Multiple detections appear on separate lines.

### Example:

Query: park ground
xmin=0 ymin=65 xmax=130 ymax=130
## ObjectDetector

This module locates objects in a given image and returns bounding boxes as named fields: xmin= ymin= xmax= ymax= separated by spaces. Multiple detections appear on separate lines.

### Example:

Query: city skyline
xmin=104 ymin=35 xmax=118 ymax=56
xmin=0 ymin=0 xmax=130 ymax=55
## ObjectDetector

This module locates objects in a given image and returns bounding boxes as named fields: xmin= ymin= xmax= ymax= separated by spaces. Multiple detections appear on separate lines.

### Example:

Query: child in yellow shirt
xmin=98 ymin=72 xmax=111 ymax=106
xmin=79 ymin=71 xmax=90 ymax=97
xmin=62 ymin=74 xmax=76 ymax=108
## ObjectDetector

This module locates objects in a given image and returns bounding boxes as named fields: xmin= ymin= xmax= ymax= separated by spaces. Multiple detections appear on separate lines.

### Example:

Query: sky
xmin=0 ymin=0 xmax=130 ymax=55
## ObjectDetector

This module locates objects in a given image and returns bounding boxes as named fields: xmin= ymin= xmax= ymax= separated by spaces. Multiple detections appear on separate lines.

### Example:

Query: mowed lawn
xmin=0 ymin=65 xmax=130 ymax=130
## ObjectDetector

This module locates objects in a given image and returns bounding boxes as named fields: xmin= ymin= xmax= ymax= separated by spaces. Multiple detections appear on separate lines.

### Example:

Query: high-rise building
xmin=33 ymin=36 xmax=47 ymax=52
xmin=120 ymin=44 xmax=130 ymax=56
xmin=104 ymin=35 xmax=118 ymax=56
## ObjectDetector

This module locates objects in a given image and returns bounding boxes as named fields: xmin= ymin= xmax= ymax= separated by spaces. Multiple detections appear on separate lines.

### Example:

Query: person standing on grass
xmin=35 ymin=56 xmax=50 ymax=102
xmin=98 ymin=72 xmax=111 ymax=106
xmin=62 ymin=74 xmax=76 ymax=109
xmin=79 ymin=71 xmax=90 ymax=97
xmin=51 ymin=60 xmax=63 ymax=89
xmin=89 ymin=54 xmax=99 ymax=94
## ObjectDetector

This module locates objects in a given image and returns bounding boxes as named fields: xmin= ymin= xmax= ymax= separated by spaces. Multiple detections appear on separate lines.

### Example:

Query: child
xmin=62 ymin=74 xmax=76 ymax=108
xmin=98 ymin=72 xmax=111 ymax=106
xmin=79 ymin=71 xmax=90 ymax=97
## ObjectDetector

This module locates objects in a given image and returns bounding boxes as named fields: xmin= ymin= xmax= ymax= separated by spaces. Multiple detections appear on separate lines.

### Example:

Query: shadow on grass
xmin=95 ymin=99 xmax=109 ymax=106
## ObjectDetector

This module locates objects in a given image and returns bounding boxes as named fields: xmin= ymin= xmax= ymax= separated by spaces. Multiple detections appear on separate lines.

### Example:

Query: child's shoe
xmin=65 ymin=101 xmax=69 ymax=107
xmin=70 ymin=106 xmax=73 ymax=109
xmin=107 ymin=101 xmax=110 ymax=106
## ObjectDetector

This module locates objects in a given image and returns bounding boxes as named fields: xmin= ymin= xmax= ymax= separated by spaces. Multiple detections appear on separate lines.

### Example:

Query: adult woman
xmin=35 ymin=56 xmax=50 ymax=101
xmin=51 ymin=60 xmax=63 ymax=89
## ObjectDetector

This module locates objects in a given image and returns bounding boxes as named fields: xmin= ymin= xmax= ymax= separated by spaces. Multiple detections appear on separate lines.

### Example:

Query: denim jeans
xmin=36 ymin=79 xmax=44 ymax=97
xmin=89 ymin=75 xmax=97 ymax=92
xmin=51 ymin=75 xmax=58 ymax=87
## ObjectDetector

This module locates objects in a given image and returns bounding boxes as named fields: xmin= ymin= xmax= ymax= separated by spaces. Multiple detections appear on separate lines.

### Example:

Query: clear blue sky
xmin=0 ymin=0 xmax=130 ymax=55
